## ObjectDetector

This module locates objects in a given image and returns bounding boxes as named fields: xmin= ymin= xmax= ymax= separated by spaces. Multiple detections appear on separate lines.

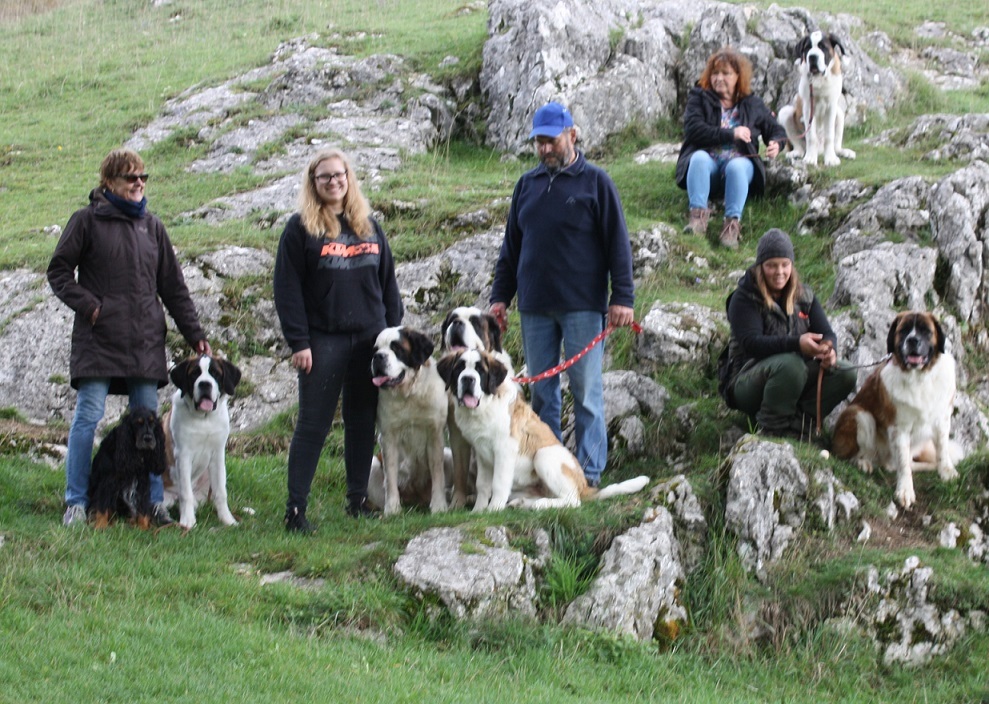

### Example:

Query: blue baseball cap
xmin=529 ymin=102 xmax=574 ymax=139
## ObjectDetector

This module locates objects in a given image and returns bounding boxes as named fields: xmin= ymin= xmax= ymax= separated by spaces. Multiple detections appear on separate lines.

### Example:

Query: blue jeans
xmin=65 ymin=378 xmax=162 ymax=507
xmin=519 ymin=311 xmax=607 ymax=481
xmin=686 ymin=151 xmax=754 ymax=220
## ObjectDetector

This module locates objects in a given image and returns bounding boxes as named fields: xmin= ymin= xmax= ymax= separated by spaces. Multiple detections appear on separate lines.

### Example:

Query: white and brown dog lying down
xmin=777 ymin=30 xmax=856 ymax=167
xmin=437 ymin=349 xmax=649 ymax=511
xmin=368 ymin=326 xmax=452 ymax=516
xmin=162 ymin=355 xmax=242 ymax=529
xmin=440 ymin=306 xmax=511 ymax=508
xmin=832 ymin=312 xmax=962 ymax=509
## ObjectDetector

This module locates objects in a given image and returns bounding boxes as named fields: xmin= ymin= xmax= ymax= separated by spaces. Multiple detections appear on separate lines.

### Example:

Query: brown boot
xmin=719 ymin=217 xmax=741 ymax=248
xmin=684 ymin=207 xmax=711 ymax=235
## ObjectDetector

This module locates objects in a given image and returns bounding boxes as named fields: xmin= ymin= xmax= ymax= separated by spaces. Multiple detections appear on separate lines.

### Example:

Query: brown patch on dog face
xmin=829 ymin=52 xmax=842 ymax=75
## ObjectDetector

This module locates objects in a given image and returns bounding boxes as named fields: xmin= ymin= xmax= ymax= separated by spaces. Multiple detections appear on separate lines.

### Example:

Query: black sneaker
xmin=151 ymin=502 xmax=175 ymax=527
xmin=345 ymin=496 xmax=378 ymax=519
xmin=284 ymin=506 xmax=316 ymax=534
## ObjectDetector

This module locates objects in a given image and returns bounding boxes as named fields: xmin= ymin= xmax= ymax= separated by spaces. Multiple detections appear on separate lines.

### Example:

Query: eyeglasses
xmin=313 ymin=171 xmax=347 ymax=185
xmin=116 ymin=173 xmax=149 ymax=183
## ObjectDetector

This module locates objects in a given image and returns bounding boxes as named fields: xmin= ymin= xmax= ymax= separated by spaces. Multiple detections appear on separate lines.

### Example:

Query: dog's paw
xmin=837 ymin=148 xmax=856 ymax=160
xmin=429 ymin=496 xmax=449 ymax=514
xmin=786 ymin=149 xmax=805 ymax=162
xmin=938 ymin=461 xmax=959 ymax=481
xmin=823 ymin=154 xmax=841 ymax=167
xmin=856 ymin=458 xmax=874 ymax=474
xmin=802 ymin=152 xmax=819 ymax=166
xmin=895 ymin=479 xmax=916 ymax=509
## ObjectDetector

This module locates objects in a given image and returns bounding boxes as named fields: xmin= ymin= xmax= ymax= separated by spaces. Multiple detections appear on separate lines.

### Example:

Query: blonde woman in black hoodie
xmin=274 ymin=148 xmax=403 ymax=530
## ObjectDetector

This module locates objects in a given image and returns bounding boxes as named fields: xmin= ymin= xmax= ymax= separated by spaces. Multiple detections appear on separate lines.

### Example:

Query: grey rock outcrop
xmin=929 ymin=159 xmax=989 ymax=345
xmin=394 ymin=526 xmax=544 ymax=620
xmin=724 ymin=437 xmax=808 ymax=581
xmin=563 ymin=505 xmax=687 ymax=641
xmin=851 ymin=556 xmax=985 ymax=667
xmin=636 ymin=302 xmax=721 ymax=368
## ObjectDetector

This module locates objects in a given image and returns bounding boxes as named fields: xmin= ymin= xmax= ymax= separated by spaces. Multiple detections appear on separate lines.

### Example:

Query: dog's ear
xmin=483 ymin=314 xmax=504 ymax=352
xmin=440 ymin=310 xmax=456 ymax=346
xmin=152 ymin=417 xmax=168 ymax=474
xmin=219 ymin=359 xmax=242 ymax=396
xmin=829 ymin=34 xmax=847 ymax=55
xmin=406 ymin=329 xmax=436 ymax=366
xmin=436 ymin=353 xmax=458 ymax=388
xmin=932 ymin=315 xmax=947 ymax=355
xmin=169 ymin=361 xmax=192 ymax=393
xmin=792 ymin=35 xmax=811 ymax=62
xmin=482 ymin=354 xmax=508 ymax=394
xmin=886 ymin=315 xmax=901 ymax=354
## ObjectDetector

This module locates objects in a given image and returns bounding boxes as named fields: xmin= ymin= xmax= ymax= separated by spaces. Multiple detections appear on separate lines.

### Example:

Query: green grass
xmin=3 ymin=0 xmax=989 ymax=701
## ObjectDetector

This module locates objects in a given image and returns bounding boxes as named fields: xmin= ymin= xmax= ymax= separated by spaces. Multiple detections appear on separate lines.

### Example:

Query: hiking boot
xmin=284 ymin=506 xmax=316 ymax=534
xmin=151 ymin=502 xmax=174 ymax=527
xmin=63 ymin=504 xmax=87 ymax=527
xmin=719 ymin=217 xmax=741 ymax=248
xmin=345 ymin=496 xmax=378 ymax=519
xmin=684 ymin=207 xmax=711 ymax=235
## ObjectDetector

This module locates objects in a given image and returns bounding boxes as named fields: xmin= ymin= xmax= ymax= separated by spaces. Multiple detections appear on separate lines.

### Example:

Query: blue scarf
xmin=103 ymin=189 xmax=148 ymax=219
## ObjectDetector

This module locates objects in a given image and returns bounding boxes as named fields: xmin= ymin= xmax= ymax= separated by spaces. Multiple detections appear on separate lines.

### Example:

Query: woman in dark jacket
xmin=48 ymin=148 xmax=210 ymax=527
xmin=675 ymin=47 xmax=787 ymax=248
xmin=723 ymin=229 xmax=856 ymax=437
xmin=274 ymin=147 xmax=403 ymax=531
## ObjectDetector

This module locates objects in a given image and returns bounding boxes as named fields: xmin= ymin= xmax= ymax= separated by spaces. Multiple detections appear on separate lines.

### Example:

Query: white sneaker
xmin=62 ymin=504 xmax=87 ymax=527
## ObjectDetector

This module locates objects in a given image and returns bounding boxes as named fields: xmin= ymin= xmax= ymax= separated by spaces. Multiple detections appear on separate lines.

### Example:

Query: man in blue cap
xmin=489 ymin=101 xmax=635 ymax=487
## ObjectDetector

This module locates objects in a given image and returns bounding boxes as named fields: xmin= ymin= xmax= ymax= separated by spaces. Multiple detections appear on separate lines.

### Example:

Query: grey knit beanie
xmin=755 ymin=228 xmax=795 ymax=265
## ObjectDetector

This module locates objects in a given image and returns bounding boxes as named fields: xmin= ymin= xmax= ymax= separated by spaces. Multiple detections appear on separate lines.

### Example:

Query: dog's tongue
xmin=372 ymin=376 xmax=391 ymax=387
xmin=197 ymin=398 xmax=215 ymax=412
xmin=906 ymin=355 xmax=926 ymax=366
xmin=462 ymin=394 xmax=480 ymax=409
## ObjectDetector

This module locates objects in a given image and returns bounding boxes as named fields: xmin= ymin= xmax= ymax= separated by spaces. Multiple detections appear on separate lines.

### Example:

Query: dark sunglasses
xmin=116 ymin=173 xmax=149 ymax=183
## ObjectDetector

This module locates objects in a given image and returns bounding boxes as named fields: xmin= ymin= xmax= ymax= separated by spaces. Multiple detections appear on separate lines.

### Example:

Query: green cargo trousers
xmin=731 ymin=352 xmax=857 ymax=435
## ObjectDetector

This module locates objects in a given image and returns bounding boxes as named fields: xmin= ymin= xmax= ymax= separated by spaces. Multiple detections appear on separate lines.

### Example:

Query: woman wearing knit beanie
xmin=718 ymin=229 xmax=856 ymax=438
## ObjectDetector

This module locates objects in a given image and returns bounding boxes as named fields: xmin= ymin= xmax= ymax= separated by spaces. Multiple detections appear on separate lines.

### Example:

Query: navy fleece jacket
xmin=490 ymin=151 xmax=634 ymax=314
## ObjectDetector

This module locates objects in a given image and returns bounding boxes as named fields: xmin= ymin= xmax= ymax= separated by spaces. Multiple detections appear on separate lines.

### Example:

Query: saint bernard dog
xmin=832 ymin=312 xmax=962 ymax=509
xmin=440 ymin=306 xmax=510 ymax=508
xmin=162 ymin=355 xmax=242 ymax=529
xmin=436 ymin=349 xmax=649 ymax=511
xmin=777 ymin=31 xmax=856 ymax=167
xmin=368 ymin=326 xmax=451 ymax=516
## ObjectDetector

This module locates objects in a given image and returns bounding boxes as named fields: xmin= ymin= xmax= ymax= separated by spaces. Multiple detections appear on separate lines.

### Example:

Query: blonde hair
xmin=298 ymin=148 xmax=372 ymax=239
xmin=754 ymin=263 xmax=801 ymax=315
xmin=99 ymin=149 xmax=144 ymax=190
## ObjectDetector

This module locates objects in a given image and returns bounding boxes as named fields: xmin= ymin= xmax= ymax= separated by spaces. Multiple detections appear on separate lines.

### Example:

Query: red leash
xmin=513 ymin=322 xmax=642 ymax=385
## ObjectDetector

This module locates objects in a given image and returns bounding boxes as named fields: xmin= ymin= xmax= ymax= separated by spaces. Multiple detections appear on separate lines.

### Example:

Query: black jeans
xmin=286 ymin=329 xmax=378 ymax=512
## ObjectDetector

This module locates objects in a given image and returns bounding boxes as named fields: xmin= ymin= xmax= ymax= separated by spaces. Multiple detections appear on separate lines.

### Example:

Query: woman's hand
xmin=292 ymin=348 xmax=313 ymax=375
xmin=799 ymin=332 xmax=836 ymax=369
xmin=733 ymin=126 xmax=751 ymax=143
xmin=766 ymin=140 xmax=780 ymax=159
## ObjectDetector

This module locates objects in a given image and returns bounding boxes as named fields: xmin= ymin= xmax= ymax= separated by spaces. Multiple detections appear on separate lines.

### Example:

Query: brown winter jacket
xmin=47 ymin=188 xmax=206 ymax=393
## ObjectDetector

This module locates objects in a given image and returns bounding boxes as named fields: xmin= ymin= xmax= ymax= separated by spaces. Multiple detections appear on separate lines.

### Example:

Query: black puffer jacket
xmin=674 ymin=86 xmax=787 ymax=199
xmin=47 ymin=188 xmax=205 ymax=392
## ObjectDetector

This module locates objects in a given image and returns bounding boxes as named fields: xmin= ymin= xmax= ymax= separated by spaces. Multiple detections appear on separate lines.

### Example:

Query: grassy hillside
xmin=2 ymin=1 xmax=989 ymax=701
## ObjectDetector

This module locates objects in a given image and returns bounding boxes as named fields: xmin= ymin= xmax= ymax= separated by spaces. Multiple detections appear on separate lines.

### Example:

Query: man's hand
xmin=490 ymin=302 xmax=508 ymax=332
xmin=608 ymin=305 xmax=634 ymax=329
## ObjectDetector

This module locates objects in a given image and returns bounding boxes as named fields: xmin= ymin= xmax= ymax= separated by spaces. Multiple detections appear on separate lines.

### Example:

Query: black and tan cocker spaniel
xmin=88 ymin=407 xmax=167 ymax=529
